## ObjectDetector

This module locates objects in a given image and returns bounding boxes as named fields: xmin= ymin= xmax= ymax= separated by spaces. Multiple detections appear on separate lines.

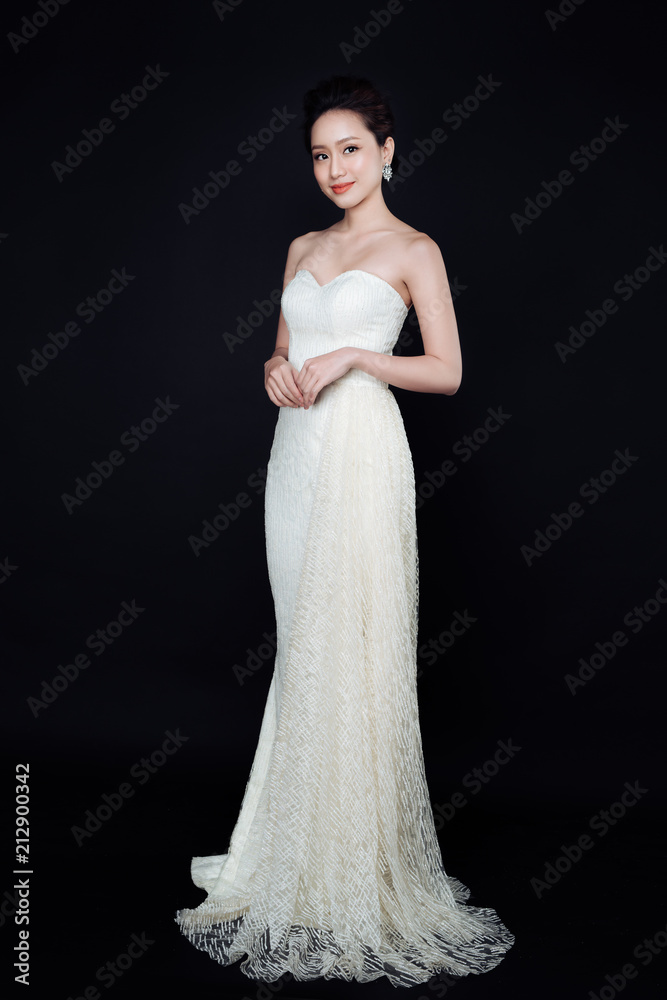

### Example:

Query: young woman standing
xmin=176 ymin=74 xmax=515 ymax=988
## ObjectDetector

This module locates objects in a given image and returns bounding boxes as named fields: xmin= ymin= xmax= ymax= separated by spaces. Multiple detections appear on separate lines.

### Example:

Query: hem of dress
xmin=174 ymin=875 xmax=515 ymax=988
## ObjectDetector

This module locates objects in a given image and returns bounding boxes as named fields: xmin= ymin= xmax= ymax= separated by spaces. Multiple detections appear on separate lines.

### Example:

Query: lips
xmin=331 ymin=182 xmax=355 ymax=193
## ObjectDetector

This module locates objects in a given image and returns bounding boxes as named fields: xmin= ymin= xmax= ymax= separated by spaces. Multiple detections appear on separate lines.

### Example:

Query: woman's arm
xmin=264 ymin=237 xmax=306 ymax=407
xmin=352 ymin=235 xmax=462 ymax=394
xmin=296 ymin=236 xmax=462 ymax=406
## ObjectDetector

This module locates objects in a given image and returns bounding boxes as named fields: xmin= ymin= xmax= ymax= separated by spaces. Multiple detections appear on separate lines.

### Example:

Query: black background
xmin=2 ymin=0 xmax=666 ymax=996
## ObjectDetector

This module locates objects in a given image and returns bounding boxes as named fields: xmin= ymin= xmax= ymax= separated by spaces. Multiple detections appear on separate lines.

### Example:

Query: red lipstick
xmin=331 ymin=182 xmax=355 ymax=194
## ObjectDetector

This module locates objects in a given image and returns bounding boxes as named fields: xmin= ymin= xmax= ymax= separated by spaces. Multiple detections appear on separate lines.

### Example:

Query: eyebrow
xmin=311 ymin=135 xmax=363 ymax=151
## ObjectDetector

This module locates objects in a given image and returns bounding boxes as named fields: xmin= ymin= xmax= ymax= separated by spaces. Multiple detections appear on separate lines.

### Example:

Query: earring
xmin=382 ymin=162 xmax=393 ymax=181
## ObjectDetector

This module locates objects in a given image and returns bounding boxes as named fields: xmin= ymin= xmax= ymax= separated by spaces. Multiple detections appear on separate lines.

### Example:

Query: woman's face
xmin=310 ymin=110 xmax=392 ymax=207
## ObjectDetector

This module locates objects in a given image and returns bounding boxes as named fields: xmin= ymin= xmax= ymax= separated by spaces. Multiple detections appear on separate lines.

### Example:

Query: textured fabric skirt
xmin=174 ymin=374 xmax=515 ymax=986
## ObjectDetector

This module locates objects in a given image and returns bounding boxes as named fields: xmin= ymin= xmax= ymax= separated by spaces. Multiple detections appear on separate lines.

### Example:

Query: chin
xmin=327 ymin=187 xmax=363 ymax=203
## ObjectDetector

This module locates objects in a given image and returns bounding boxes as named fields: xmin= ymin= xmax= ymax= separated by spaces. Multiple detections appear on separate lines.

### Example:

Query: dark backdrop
xmin=2 ymin=0 xmax=666 ymax=997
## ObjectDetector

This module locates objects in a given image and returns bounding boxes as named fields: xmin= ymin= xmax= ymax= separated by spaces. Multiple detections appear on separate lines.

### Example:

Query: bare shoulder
xmin=283 ymin=232 xmax=318 ymax=286
xmin=291 ymin=227 xmax=340 ymax=250
xmin=402 ymin=231 xmax=449 ymax=284
xmin=286 ymin=231 xmax=315 ymax=261
xmin=383 ymin=224 xmax=442 ymax=268
xmin=287 ymin=226 xmax=347 ymax=274
xmin=405 ymin=231 xmax=445 ymax=265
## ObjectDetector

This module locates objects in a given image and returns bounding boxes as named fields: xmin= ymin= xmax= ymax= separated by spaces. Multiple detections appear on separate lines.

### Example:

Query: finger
xmin=283 ymin=375 xmax=303 ymax=404
xmin=303 ymin=375 xmax=321 ymax=406
xmin=275 ymin=383 xmax=300 ymax=406
xmin=279 ymin=382 xmax=302 ymax=406
xmin=295 ymin=370 xmax=312 ymax=398
xmin=289 ymin=368 xmax=303 ymax=396
xmin=269 ymin=375 xmax=300 ymax=406
xmin=266 ymin=384 xmax=297 ymax=407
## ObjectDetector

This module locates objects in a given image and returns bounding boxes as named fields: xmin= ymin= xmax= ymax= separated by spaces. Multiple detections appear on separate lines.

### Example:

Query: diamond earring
xmin=382 ymin=162 xmax=393 ymax=181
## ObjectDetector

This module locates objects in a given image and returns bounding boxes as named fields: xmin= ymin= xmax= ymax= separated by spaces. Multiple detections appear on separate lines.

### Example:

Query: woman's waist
xmin=286 ymin=359 xmax=391 ymax=391
xmin=330 ymin=368 xmax=390 ymax=390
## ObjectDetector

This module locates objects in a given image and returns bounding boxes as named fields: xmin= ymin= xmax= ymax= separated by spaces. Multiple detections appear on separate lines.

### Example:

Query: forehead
xmin=311 ymin=109 xmax=370 ymax=148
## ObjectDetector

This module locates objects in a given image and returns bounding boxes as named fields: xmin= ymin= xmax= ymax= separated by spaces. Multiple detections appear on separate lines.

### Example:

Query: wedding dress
xmin=174 ymin=268 xmax=515 ymax=986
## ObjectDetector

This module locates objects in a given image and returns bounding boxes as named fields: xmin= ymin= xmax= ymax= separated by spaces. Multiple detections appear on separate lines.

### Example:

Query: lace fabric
xmin=174 ymin=270 xmax=515 ymax=985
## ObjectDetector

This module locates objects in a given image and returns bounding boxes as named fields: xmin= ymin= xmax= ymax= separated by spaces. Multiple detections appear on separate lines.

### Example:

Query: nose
xmin=328 ymin=153 xmax=346 ymax=180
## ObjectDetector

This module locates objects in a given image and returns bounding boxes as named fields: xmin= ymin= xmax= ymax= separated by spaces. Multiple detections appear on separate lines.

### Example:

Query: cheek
xmin=314 ymin=167 xmax=336 ymax=191
xmin=352 ymin=153 xmax=375 ymax=175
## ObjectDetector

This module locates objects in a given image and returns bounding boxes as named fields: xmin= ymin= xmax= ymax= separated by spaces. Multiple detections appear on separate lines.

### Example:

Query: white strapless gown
xmin=174 ymin=269 xmax=515 ymax=986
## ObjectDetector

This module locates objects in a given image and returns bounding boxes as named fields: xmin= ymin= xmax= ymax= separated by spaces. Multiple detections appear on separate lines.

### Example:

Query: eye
xmin=313 ymin=145 xmax=359 ymax=162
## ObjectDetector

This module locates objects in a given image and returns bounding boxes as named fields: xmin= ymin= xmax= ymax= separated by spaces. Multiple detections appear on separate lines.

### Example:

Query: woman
xmin=175 ymin=74 xmax=515 ymax=987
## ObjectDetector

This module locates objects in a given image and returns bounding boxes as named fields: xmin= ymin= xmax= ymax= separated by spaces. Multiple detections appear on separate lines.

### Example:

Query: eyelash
xmin=314 ymin=145 xmax=359 ymax=161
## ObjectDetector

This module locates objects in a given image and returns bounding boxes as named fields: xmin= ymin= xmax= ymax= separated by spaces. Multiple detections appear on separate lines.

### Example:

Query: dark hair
xmin=301 ymin=75 xmax=395 ymax=158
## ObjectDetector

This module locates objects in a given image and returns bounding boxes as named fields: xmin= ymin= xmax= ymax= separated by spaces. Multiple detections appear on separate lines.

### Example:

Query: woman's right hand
xmin=264 ymin=356 xmax=305 ymax=408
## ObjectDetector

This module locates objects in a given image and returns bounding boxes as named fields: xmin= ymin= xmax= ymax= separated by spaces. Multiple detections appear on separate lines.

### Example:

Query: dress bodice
xmin=280 ymin=269 xmax=409 ymax=388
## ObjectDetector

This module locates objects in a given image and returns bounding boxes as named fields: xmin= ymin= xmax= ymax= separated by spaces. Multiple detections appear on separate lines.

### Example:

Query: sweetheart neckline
xmin=287 ymin=268 xmax=410 ymax=310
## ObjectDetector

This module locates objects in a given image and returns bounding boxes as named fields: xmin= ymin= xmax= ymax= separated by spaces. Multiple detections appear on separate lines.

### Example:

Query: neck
xmin=337 ymin=186 xmax=395 ymax=234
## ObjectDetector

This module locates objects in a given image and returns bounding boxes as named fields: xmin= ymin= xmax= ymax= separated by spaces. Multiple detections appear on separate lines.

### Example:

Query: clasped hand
xmin=265 ymin=347 xmax=353 ymax=409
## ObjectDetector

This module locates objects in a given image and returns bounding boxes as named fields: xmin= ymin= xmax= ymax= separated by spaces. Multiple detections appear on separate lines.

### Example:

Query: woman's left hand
xmin=295 ymin=347 xmax=355 ymax=408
